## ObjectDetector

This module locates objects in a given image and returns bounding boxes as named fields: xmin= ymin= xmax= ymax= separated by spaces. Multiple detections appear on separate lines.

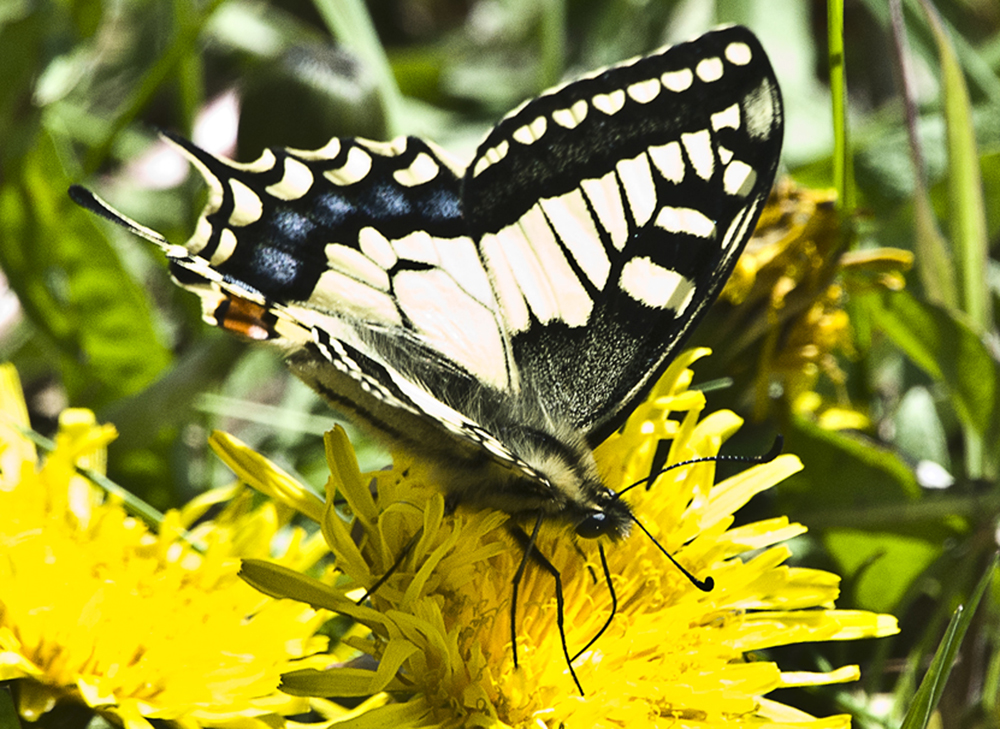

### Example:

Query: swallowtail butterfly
xmin=73 ymin=24 xmax=782 ymax=689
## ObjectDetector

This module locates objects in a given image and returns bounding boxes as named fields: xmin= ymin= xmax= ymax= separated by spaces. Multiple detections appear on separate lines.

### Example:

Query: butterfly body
xmin=72 ymin=25 xmax=782 ymax=545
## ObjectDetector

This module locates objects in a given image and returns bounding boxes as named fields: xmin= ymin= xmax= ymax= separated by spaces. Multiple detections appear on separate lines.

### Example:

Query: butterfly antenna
xmin=507 ymin=516 xmax=584 ymax=696
xmin=611 ymin=435 xmax=783 ymax=594
xmin=617 ymin=434 xmax=784 ymax=499
xmin=630 ymin=514 xmax=714 ymax=591
xmin=68 ymin=185 xmax=170 ymax=247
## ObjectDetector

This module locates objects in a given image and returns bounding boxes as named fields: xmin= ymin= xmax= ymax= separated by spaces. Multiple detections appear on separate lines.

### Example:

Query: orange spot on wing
xmin=214 ymin=296 xmax=277 ymax=341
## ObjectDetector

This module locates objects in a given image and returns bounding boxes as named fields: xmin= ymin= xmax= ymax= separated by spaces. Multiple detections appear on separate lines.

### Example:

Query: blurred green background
xmin=1 ymin=0 xmax=999 ymax=725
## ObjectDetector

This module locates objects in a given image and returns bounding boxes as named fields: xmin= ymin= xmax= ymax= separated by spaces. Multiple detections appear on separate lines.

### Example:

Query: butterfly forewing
xmin=464 ymin=25 xmax=782 ymax=445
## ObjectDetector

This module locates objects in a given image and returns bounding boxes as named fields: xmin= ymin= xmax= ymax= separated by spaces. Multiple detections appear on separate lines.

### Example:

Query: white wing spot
xmin=711 ymin=103 xmax=741 ymax=132
xmin=358 ymin=227 xmax=398 ymax=269
xmin=648 ymin=141 xmax=685 ymax=184
xmin=655 ymin=206 xmax=716 ymax=238
xmin=695 ymin=57 xmax=724 ymax=82
xmin=265 ymin=156 xmax=314 ymax=201
xmin=581 ymin=170 xmax=629 ymax=251
xmin=473 ymin=140 xmax=510 ymax=177
xmin=210 ymin=227 xmax=238 ymax=266
xmin=188 ymin=216 xmax=213 ymax=255
xmin=619 ymin=257 xmax=696 ymax=312
xmin=718 ymin=146 xmax=734 ymax=164
xmin=228 ymin=179 xmax=263 ymax=226
xmin=539 ymin=188 xmax=611 ymax=289
xmin=681 ymin=129 xmax=714 ymax=180
xmin=244 ymin=149 xmax=277 ymax=173
xmin=325 ymin=242 xmax=391 ymax=291
xmin=725 ymin=41 xmax=753 ymax=66
xmin=627 ymin=78 xmax=660 ymax=104
xmin=721 ymin=198 xmax=762 ymax=253
xmin=324 ymin=146 xmax=372 ymax=186
xmin=512 ymin=115 xmax=548 ymax=145
xmin=744 ymin=78 xmax=779 ymax=140
xmin=391 ymin=229 xmax=439 ymax=266
xmin=616 ymin=152 xmax=656 ymax=227
xmin=552 ymin=99 xmax=588 ymax=129
xmin=723 ymin=160 xmax=757 ymax=197
xmin=489 ymin=140 xmax=510 ymax=162
xmin=357 ymin=137 xmax=408 ymax=156
xmin=288 ymin=138 xmax=341 ymax=161
xmin=392 ymin=152 xmax=440 ymax=187
xmin=592 ymin=89 xmax=626 ymax=115
xmin=661 ymin=68 xmax=693 ymax=92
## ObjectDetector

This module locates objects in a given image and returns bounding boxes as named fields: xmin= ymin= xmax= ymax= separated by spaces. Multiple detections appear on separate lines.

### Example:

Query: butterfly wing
xmin=462 ymin=25 xmax=783 ymax=445
xmin=72 ymin=25 xmax=782 ymax=509
xmin=99 ymin=133 xmax=555 ymax=490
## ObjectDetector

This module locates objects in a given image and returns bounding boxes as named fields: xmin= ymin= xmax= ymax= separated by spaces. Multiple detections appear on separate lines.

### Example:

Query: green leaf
xmin=0 ymin=131 xmax=171 ymax=407
xmin=0 ymin=684 xmax=20 ymax=729
xmin=900 ymin=553 xmax=997 ymax=729
xmin=824 ymin=530 xmax=940 ymax=613
xmin=860 ymin=288 xmax=999 ymax=449
xmin=779 ymin=416 xmax=922 ymax=525
xmin=918 ymin=0 xmax=992 ymax=335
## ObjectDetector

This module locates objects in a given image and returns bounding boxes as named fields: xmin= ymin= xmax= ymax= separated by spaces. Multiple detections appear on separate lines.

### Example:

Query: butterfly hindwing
xmin=464 ymin=25 xmax=783 ymax=444
xmin=121 ymin=133 xmax=547 ymax=486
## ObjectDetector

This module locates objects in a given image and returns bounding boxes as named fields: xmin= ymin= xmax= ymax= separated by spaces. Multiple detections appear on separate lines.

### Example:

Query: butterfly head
xmin=573 ymin=490 xmax=633 ymax=540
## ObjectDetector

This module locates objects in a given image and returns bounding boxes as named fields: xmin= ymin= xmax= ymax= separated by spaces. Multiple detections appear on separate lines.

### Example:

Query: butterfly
xmin=72 ymin=24 xmax=783 ymax=692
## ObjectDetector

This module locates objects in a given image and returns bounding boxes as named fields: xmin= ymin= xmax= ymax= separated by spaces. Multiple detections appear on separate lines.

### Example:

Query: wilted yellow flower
xmin=706 ymin=180 xmax=912 ymax=426
xmin=237 ymin=349 xmax=899 ymax=729
xmin=0 ymin=364 xmax=330 ymax=729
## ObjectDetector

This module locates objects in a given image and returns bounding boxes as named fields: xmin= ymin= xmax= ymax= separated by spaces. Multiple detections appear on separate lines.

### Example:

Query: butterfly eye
xmin=575 ymin=511 xmax=611 ymax=539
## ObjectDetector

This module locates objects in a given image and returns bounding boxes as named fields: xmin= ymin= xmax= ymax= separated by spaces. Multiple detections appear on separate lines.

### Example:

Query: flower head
xmin=709 ymin=180 xmax=913 ymax=427
xmin=240 ymin=349 xmax=899 ymax=729
xmin=0 ymin=364 xmax=330 ymax=729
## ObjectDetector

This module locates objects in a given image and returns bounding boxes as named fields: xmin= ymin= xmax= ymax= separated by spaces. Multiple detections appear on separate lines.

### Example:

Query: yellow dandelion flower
xmin=703 ymin=180 xmax=913 ymax=426
xmin=0 ymin=364 xmax=330 ymax=729
xmin=237 ymin=349 xmax=898 ymax=729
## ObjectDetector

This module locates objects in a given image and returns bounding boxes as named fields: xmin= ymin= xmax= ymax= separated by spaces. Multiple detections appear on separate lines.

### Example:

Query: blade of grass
xmin=860 ymin=0 xmax=1000 ymax=105
xmin=827 ymin=0 xmax=855 ymax=213
xmin=311 ymin=0 xmax=402 ymax=137
xmin=899 ymin=553 xmax=997 ymax=729
xmin=917 ymin=0 xmax=993 ymax=479
xmin=14 ymin=424 xmax=167 ymax=530
xmin=888 ymin=0 xmax=956 ymax=311
xmin=916 ymin=0 xmax=991 ymax=335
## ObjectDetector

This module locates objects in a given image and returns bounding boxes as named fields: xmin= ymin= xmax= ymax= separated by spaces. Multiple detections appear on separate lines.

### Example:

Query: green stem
xmin=827 ymin=0 xmax=854 ymax=214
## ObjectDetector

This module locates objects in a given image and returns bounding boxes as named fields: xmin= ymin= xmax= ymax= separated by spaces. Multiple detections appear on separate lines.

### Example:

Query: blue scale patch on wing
xmin=168 ymin=133 xmax=467 ymax=306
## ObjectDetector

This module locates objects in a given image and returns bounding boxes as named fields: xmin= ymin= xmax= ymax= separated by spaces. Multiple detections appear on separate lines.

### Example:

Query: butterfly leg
xmin=507 ymin=515 xmax=584 ymax=696
xmin=569 ymin=543 xmax=617 ymax=663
